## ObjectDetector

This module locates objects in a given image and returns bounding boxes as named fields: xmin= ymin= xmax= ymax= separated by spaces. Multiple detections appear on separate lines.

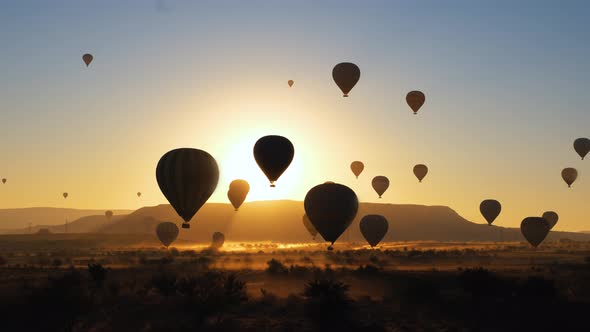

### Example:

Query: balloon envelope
xmin=304 ymin=183 xmax=358 ymax=245
xmin=372 ymin=176 xmax=389 ymax=198
xmin=137 ymin=192 xmax=142 ymax=197
xmin=561 ymin=168 xmax=578 ymax=188
xmin=413 ymin=164 xmax=428 ymax=182
xmin=520 ymin=217 xmax=550 ymax=248
xmin=573 ymin=138 xmax=590 ymax=160
xmin=82 ymin=53 xmax=93 ymax=67
xmin=480 ymin=199 xmax=501 ymax=225
xmin=63 ymin=192 xmax=68 ymax=199
xmin=359 ymin=215 xmax=389 ymax=247
xmin=211 ymin=232 xmax=225 ymax=249
xmin=288 ymin=80 xmax=294 ymax=87
xmin=350 ymin=161 xmax=364 ymax=178
xmin=542 ymin=211 xmax=559 ymax=230
xmin=156 ymin=148 xmax=219 ymax=227
xmin=228 ymin=179 xmax=250 ymax=211
xmin=1 ymin=178 xmax=6 ymax=184
xmin=105 ymin=210 xmax=113 ymax=219
xmin=156 ymin=222 xmax=179 ymax=247
xmin=332 ymin=62 xmax=360 ymax=97
xmin=302 ymin=214 xmax=319 ymax=239
xmin=253 ymin=135 xmax=294 ymax=187
xmin=406 ymin=91 xmax=425 ymax=114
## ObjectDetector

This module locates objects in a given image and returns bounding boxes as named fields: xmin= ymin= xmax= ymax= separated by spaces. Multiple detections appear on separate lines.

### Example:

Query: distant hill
xmin=101 ymin=201 xmax=590 ymax=243
xmin=0 ymin=208 xmax=133 ymax=231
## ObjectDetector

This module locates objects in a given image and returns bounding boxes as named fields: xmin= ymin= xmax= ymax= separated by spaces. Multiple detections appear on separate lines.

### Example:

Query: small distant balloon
xmin=1 ymin=178 xmax=6 ymax=184
xmin=561 ymin=168 xmax=578 ymax=188
xmin=480 ymin=199 xmax=501 ymax=225
xmin=253 ymin=135 xmax=294 ymax=187
xmin=156 ymin=222 xmax=179 ymax=248
xmin=227 ymin=179 xmax=250 ymax=211
xmin=413 ymin=164 xmax=428 ymax=183
xmin=302 ymin=214 xmax=318 ymax=239
xmin=359 ymin=215 xmax=389 ymax=247
xmin=520 ymin=217 xmax=550 ymax=248
xmin=82 ymin=53 xmax=93 ymax=67
xmin=288 ymin=80 xmax=294 ymax=87
xmin=105 ymin=210 xmax=113 ymax=220
xmin=350 ymin=161 xmax=364 ymax=179
xmin=406 ymin=91 xmax=425 ymax=115
xmin=63 ymin=192 xmax=68 ymax=199
xmin=211 ymin=232 xmax=225 ymax=249
xmin=573 ymin=138 xmax=590 ymax=160
xmin=137 ymin=192 xmax=142 ymax=197
xmin=542 ymin=211 xmax=558 ymax=230
xmin=332 ymin=62 xmax=360 ymax=97
xmin=371 ymin=176 xmax=389 ymax=198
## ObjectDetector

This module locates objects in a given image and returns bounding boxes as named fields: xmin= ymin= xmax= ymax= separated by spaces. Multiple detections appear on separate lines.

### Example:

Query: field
xmin=1 ymin=237 xmax=590 ymax=331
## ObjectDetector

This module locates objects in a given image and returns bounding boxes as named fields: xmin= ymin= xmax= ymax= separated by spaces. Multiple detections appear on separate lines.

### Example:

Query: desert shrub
xmin=303 ymin=278 xmax=352 ymax=324
xmin=51 ymin=258 xmax=62 ymax=267
xmin=88 ymin=263 xmax=108 ymax=288
xmin=150 ymin=272 xmax=178 ymax=297
xmin=355 ymin=264 xmax=382 ymax=276
xmin=400 ymin=277 xmax=440 ymax=312
xmin=519 ymin=276 xmax=557 ymax=301
xmin=460 ymin=267 xmax=501 ymax=298
xmin=266 ymin=258 xmax=288 ymax=275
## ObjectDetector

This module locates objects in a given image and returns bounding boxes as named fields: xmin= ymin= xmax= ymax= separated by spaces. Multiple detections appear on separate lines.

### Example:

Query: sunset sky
xmin=0 ymin=1 xmax=588 ymax=231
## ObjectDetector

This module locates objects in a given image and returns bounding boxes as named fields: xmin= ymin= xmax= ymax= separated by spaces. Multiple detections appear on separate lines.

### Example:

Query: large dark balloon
xmin=480 ymin=199 xmax=501 ymax=225
xmin=82 ymin=53 xmax=93 ymax=67
xmin=228 ymin=179 xmax=250 ymax=211
xmin=156 ymin=148 xmax=219 ymax=228
xmin=332 ymin=62 xmax=360 ymax=97
xmin=542 ymin=211 xmax=559 ymax=230
xmin=304 ymin=183 xmax=359 ymax=245
xmin=359 ymin=215 xmax=389 ymax=247
xmin=520 ymin=217 xmax=550 ymax=248
xmin=302 ymin=214 xmax=319 ymax=239
xmin=156 ymin=222 xmax=179 ymax=247
xmin=413 ymin=164 xmax=428 ymax=183
xmin=406 ymin=91 xmax=425 ymax=114
xmin=253 ymin=135 xmax=294 ymax=187
xmin=371 ymin=176 xmax=389 ymax=198
xmin=350 ymin=161 xmax=364 ymax=179
xmin=211 ymin=232 xmax=225 ymax=249
xmin=574 ymin=138 xmax=590 ymax=160
xmin=561 ymin=168 xmax=578 ymax=188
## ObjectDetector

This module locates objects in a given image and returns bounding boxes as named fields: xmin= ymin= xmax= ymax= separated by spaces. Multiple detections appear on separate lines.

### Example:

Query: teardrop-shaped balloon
xmin=332 ymin=62 xmax=360 ymax=97
xmin=304 ymin=183 xmax=359 ymax=245
xmin=302 ymin=214 xmax=318 ymax=239
xmin=359 ymin=215 xmax=389 ymax=247
xmin=288 ymin=80 xmax=294 ymax=87
xmin=561 ymin=168 xmax=578 ymax=188
xmin=137 ymin=192 xmax=142 ymax=197
xmin=1 ymin=178 xmax=6 ymax=184
xmin=105 ymin=210 xmax=113 ymax=220
xmin=350 ymin=161 xmax=364 ymax=179
xmin=82 ymin=53 xmax=93 ymax=67
xmin=521 ymin=217 xmax=550 ymax=248
xmin=413 ymin=164 xmax=428 ymax=183
xmin=371 ymin=176 xmax=389 ymax=198
xmin=253 ymin=135 xmax=294 ymax=187
xmin=227 ymin=179 xmax=250 ymax=211
xmin=406 ymin=91 xmax=425 ymax=114
xmin=480 ymin=199 xmax=501 ymax=225
xmin=156 ymin=222 xmax=179 ymax=247
xmin=573 ymin=138 xmax=590 ymax=160
xmin=156 ymin=148 xmax=219 ymax=228
xmin=542 ymin=211 xmax=558 ymax=230
xmin=63 ymin=192 xmax=68 ymax=199
xmin=211 ymin=232 xmax=225 ymax=249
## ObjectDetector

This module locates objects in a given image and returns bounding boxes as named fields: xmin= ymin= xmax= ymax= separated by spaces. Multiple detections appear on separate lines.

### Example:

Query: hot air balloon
xmin=156 ymin=222 xmax=179 ymax=248
xmin=371 ymin=176 xmax=389 ymax=198
xmin=480 ymin=199 xmax=501 ymax=226
xmin=413 ymin=164 xmax=428 ymax=183
xmin=359 ymin=215 xmax=389 ymax=247
xmin=288 ymin=80 xmax=294 ymax=87
xmin=406 ymin=91 xmax=425 ymax=115
xmin=302 ymin=214 xmax=318 ymax=239
xmin=332 ymin=62 xmax=360 ymax=97
xmin=542 ymin=211 xmax=558 ymax=230
xmin=253 ymin=135 xmax=294 ymax=187
xmin=211 ymin=232 xmax=225 ymax=249
xmin=156 ymin=148 xmax=219 ymax=229
xmin=137 ymin=192 xmax=142 ymax=197
xmin=561 ymin=168 xmax=578 ymax=188
xmin=105 ymin=210 xmax=113 ymax=220
xmin=228 ymin=179 xmax=250 ymax=211
xmin=63 ymin=192 xmax=68 ymax=199
xmin=520 ymin=217 xmax=550 ymax=248
xmin=574 ymin=138 xmax=590 ymax=160
xmin=304 ymin=183 xmax=358 ymax=248
xmin=350 ymin=161 xmax=364 ymax=179
xmin=1 ymin=178 xmax=6 ymax=184
xmin=82 ymin=53 xmax=93 ymax=67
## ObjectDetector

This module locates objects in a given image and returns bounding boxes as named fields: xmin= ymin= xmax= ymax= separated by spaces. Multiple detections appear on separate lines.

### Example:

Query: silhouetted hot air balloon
xmin=574 ymin=138 xmax=590 ymax=160
xmin=211 ymin=232 xmax=225 ymax=249
xmin=542 ymin=211 xmax=559 ymax=230
xmin=156 ymin=222 xmax=179 ymax=248
xmin=105 ymin=210 xmax=113 ymax=220
xmin=372 ymin=176 xmax=389 ymax=198
xmin=304 ymin=183 xmax=358 ymax=247
xmin=480 ymin=199 xmax=501 ymax=226
xmin=302 ymin=214 xmax=318 ymax=239
xmin=288 ymin=80 xmax=294 ymax=87
xmin=156 ymin=148 xmax=219 ymax=229
xmin=1 ymin=178 xmax=6 ymax=184
xmin=228 ymin=179 xmax=250 ymax=211
xmin=520 ymin=217 xmax=550 ymax=248
xmin=413 ymin=164 xmax=428 ymax=183
xmin=360 ymin=215 xmax=389 ymax=247
xmin=332 ymin=62 xmax=360 ymax=97
xmin=63 ymin=192 xmax=68 ymax=199
xmin=82 ymin=53 xmax=93 ymax=67
xmin=350 ymin=161 xmax=364 ymax=179
xmin=137 ymin=192 xmax=142 ymax=198
xmin=406 ymin=91 xmax=425 ymax=115
xmin=253 ymin=135 xmax=294 ymax=187
xmin=561 ymin=168 xmax=578 ymax=188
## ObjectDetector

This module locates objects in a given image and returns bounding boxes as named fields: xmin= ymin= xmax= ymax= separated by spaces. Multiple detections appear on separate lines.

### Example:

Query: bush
xmin=88 ymin=263 xmax=108 ymax=288
xmin=0 ymin=256 xmax=7 ymax=266
xmin=52 ymin=258 xmax=62 ymax=268
xmin=151 ymin=272 xmax=178 ymax=297
xmin=460 ymin=267 xmax=501 ymax=298
xmin=266 ymin=258 xmax=288 ymax=275
xmin=303 ymin=279 xmax=352 ymax=324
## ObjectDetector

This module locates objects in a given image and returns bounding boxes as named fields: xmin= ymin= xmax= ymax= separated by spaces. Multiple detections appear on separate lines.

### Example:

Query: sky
xmin=0 ymin=0 xmax=589 ymax=231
